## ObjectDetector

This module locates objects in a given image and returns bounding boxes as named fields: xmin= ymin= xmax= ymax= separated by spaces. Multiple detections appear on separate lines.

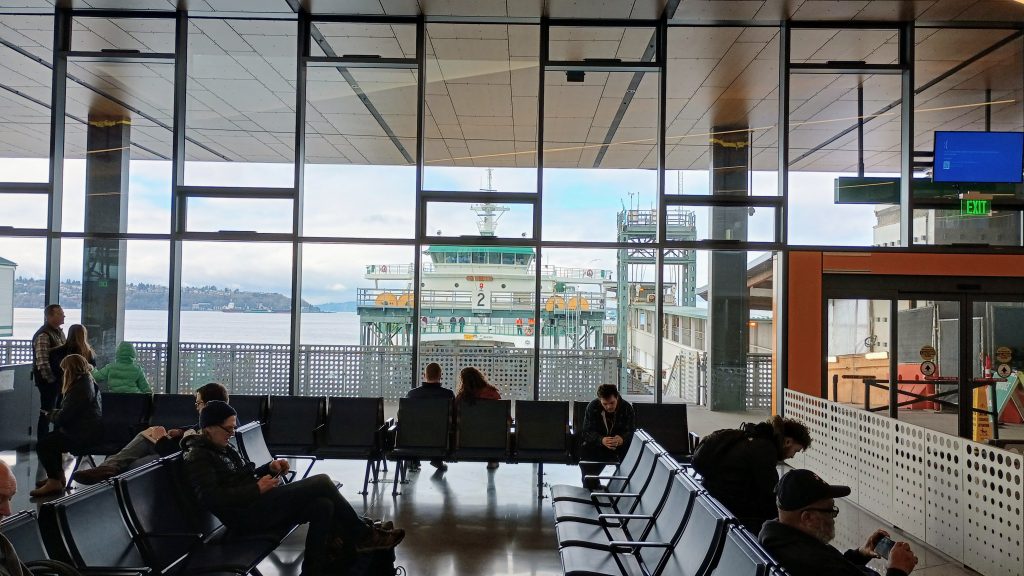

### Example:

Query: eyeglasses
xmin=217 ymin=425 xmax=237 ymax=435
xmin=802 ymin=505 xmax=840 ymax=518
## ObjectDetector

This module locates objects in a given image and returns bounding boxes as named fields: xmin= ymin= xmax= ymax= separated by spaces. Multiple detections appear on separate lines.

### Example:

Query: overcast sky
xmin=0 ymin=158 xmax=875 ymax=304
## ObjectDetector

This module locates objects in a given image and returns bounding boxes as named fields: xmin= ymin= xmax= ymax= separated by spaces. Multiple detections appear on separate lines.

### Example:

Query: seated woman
xmin=72 ymin=382 xmax=229 ymax=485
xmin=30 ymin=354 xmax=103 ymax=498
xmin=183 ymin=401 xmax=404 ymax=576
xmin=455 ymin=366 xmax=503 ymax=470
xmin=48 ymin=324 xmax=97 ymax=393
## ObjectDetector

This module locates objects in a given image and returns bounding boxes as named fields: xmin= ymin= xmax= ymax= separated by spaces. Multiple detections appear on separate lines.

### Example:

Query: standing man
xmin=515 ymin=317 xmax=524 ymax=334
xmin=448 ymin=316 xmax=457 ymax=333
xmin=760 ymin=469 xmax=918 ymax=576
xmin=406 ymin=362 xmax=454 ymax=472
xmin=458 ymin=316 xmax=465 ymax=333
xmin=579 ymin=384 xmax=635 ymax=490
xmin=31 ymin=304 xmax=66 ymax=439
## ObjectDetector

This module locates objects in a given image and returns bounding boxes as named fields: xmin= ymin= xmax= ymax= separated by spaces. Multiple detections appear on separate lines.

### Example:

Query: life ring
xmin=525 ymin=326 xmax=534 ymax=336
xmin=381 ymin=265 xmax=388 ymax=273
xmin=586 ymin=269 xmax=593 ymax=277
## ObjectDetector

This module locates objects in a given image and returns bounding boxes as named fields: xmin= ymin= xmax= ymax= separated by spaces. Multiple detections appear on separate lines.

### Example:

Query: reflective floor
xmin=1 ymin=405 xmax=981 ymax=576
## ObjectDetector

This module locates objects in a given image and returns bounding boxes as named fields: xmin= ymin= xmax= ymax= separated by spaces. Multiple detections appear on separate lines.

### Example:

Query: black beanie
xmin=200 ymin=400 xmax=237 ymax=429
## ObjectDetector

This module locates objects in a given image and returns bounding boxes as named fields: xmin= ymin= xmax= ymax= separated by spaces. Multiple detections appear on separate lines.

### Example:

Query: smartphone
xmin=874 ymin=536 xmax=895 ymax=559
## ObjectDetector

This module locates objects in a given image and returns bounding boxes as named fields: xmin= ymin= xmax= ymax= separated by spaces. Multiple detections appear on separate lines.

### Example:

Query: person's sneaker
xmin=429 ymin=460 xmax=448 ymax=471
xmin=408 ymin=463 xmax=422 ymax=472
xmin=355 ymin=527 xmax=405 ymax=552
xmin=71 ymin=465 xmax=118 ymax=485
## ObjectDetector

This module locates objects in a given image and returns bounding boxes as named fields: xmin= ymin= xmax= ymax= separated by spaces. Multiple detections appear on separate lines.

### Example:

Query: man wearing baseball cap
xmin=759 ymin=469 xmax=918 ymax=576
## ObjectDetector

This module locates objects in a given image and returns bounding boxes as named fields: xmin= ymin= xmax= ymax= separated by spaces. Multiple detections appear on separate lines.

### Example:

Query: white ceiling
xmin=0 ymin=1 xmax=1022 ymax=172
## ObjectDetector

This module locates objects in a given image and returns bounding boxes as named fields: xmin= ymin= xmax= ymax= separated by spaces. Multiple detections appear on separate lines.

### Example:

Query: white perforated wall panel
xmin=829 ymin=403 xmax=860 ymax=500
xmin=963 ymin=442 xmax=1024 ymax=576
xmin=925 ymin=430 xmax=964 ymax=562
xmin=784 ymin=390 xmax=832 ymax=480
xmin=856 ymin=409 xmax=894 ymax=524
xmin=891 ymin=421 xmax=927 ymax=536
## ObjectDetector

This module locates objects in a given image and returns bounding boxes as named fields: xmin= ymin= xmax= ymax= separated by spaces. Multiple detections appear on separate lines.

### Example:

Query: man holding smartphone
xmin=759 ymin=469 xmax=918 ymax=576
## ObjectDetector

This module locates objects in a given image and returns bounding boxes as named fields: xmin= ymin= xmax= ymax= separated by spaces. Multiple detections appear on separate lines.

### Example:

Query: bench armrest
xmin=608 ymin=540 xmax=671 ymax=551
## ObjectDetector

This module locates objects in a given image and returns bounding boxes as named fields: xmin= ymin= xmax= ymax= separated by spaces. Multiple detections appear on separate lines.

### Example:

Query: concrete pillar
xmin=81 ymin=116 xmax=130 ymax=365
xmin=707 ymin=126 xmax=751 ymax=411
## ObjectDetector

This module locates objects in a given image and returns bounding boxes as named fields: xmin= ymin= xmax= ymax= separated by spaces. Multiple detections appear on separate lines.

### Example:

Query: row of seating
xmin=78 ymin=393 xmax=692 ymax=496
xmin=550 ymin=431 xmax=788 ymax=576
xmin=2 ymin=450 xmax=293 ymax=576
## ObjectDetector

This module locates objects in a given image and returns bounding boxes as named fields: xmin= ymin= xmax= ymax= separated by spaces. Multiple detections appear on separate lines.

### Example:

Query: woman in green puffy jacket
xmin=92 ymin=341 xmax=152 ymax=394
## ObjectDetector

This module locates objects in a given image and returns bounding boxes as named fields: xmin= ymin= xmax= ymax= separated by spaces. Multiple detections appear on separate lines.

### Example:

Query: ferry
xmin=356 ymin=176 xmax=612 ymax=349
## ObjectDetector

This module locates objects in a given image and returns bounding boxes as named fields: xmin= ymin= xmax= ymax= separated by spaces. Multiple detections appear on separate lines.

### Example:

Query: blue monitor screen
xmin=933 ymin=131 xmax=1024 ymax=183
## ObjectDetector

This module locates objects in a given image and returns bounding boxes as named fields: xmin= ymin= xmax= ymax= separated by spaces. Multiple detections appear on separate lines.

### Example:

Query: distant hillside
xmin=12 ymin=277 xmax=320 ymax=312
xmin=316 ymin=301 xmax=357 ymax=312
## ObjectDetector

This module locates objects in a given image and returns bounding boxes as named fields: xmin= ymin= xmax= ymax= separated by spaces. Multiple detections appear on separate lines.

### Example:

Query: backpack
xmin=691 ymin=427 xmax=752 ymax=474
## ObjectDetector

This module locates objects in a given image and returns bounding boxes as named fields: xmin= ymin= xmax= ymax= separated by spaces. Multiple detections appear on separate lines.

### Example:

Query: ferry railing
xmin=540 ymin=265 xmax=614 ymax=281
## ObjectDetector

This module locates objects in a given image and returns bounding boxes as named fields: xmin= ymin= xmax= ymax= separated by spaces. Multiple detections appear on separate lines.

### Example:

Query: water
xmin=8 ymin=308 xmax=362 ymax=345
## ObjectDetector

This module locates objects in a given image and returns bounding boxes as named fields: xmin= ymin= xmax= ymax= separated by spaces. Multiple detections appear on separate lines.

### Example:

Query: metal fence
xmin=1 ymin=340 xmax=618 ymax=401
xmin=664 ymin=350 xmax=772 ymax=409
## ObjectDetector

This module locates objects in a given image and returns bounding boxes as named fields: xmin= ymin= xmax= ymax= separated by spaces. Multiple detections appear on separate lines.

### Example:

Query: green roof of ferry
xmin=426 ymin=246 xmax=535 ymax=255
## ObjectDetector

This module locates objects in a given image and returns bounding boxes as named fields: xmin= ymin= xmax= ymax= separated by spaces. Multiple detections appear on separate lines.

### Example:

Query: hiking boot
xmin=374 ymin=520 xmax=395 ymax=531
xmin=355 ymin=527 xmax=405 ymax=552
xmin=72 ymin=465 xmax=118 ymax=486
xmin=429 ymin=460 xmax=447 ymax=471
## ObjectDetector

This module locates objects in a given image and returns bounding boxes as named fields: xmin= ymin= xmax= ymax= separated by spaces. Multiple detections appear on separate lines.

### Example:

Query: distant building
xmin=0 ymin=257 xmax=15 ymax=337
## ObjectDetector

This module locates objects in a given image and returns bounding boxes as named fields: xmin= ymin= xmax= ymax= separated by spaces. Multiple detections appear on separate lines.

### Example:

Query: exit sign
xmin=961 ymin=198 xmax=991 ymax=216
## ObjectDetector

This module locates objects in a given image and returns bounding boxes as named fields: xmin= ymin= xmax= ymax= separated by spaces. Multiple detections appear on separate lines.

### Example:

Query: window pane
xmin=423 ymin=24 xmax=538 ymax=190
xmin=61 ymin=60 xmax=174 ymax=234
xmin=302 ymin=243 xmax=414 ymax=398
xmin=178 ymin=242 xmax=293 ymax=394
xmin=0 ymin=237 xmax=46 ymax=350
xmin=788 ymin=73 xmax=902 ymax=246
xmin=0 ymin=15 xmax=53 ymax=176
xmin=549 ymin=26 xmax=655 ymax=62
xmin=666 ymin=27 xmax=779 ymax=196
xmin=426 ymin=201 xmax=533 ymax=239
xmin=186 ymin=197 xmax=294 ymax=234
xmin=418 ymin=243 xmax=537 ymax=399
xmin=304 ymin=64 xmax=417 ymax=238
xmin=538 ymin=248 xmax=618 ymax=401
xmin=543 ymin=69 xmax=658 ymax=241
xmin=186 ymin=19 xmax=296 ymax=184
xmin=791 ymin=28 xmax=898 ymax=65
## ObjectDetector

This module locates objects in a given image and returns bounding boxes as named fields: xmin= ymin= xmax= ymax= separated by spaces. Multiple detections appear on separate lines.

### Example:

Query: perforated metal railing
xmin=1 ymin=340 xmax=619 ymax=401
xmin=785 ymin=389 xmax=1023 ymax=576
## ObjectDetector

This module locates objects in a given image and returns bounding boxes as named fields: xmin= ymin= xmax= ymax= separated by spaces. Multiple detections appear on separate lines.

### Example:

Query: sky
xmin=0 ymin=157 xmax=878 ymax=305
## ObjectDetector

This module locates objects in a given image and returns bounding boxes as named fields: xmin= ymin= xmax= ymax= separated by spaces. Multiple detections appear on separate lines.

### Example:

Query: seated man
xmin=72 ymin=382 xmax=229 ymax=485
xmin=406 ymin=362 xmax=454 ymax=472
xmin=183 ymin=401 xmax=404 ymax=576
xmin=759 ymin=469 xmax=918 ymax=576
xmin=0 ymin=460 xmax=30 ymax=576
xmin=579 ymin=384 xmax=635 ymax=490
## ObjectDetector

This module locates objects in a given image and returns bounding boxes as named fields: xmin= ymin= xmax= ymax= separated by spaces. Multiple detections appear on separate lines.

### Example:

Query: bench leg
xmin=392 ymin=460 xmax=404 ymax=496
xmin=537 ymin=463 xmax=547 ymax=500
xmin=360 ymin=459 xmax=372 ymax=495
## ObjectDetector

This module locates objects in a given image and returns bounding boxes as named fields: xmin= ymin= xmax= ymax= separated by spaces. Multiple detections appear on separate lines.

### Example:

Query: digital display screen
xmin=933 ymin=131 xmax=1024 ymax=183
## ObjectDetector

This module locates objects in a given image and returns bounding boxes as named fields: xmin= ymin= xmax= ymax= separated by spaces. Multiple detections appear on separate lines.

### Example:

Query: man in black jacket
xmin=407 ymin=362 xmax=453 ymax=472
xmin=183 ymin=401 xmax=404 ymax=576
xmin=31 ymin=304 xmax=65 ymax=439
xmin=759 ymin=469 xmax=918 ymax=576
xmin=579 ymin=384 xmax=635 ymax=490
xmin=692 ymin=415 xmax=810 ymax=532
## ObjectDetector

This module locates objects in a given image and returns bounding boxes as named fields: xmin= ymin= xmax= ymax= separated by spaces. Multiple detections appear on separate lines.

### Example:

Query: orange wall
xmin=787 ymin=252 xmax=823 ymax=397
xmin=786 ymin=251 xmax=1024 ymax=401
